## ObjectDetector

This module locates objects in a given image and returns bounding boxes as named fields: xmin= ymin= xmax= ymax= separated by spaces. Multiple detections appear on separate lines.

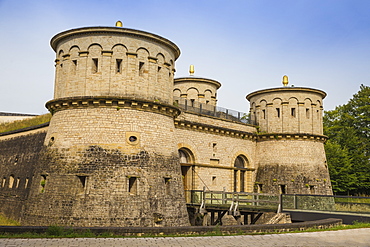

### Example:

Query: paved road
xmin=0 ymin=228 xmax=369 ymax=247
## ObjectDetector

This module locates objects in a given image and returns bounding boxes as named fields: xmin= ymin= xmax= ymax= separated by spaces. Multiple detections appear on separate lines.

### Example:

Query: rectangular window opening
xmin=116 ymin=59 xmax=122 ymax=73
xmin=40 ymin=175 xmax=47 ymax=193
xmin=9 ymin=175 xmax=14 ymax=189
xmin=262 ymin=109 xmax=266 ymax=119
xmin=291 ymin=108 xmax=296 ymax=117
xmin=139 ymin=62 xmax=144 ymax=76
xmin=257 ymin=184 xmax=263 ymax=193
xmin=157 ymin=66 xmax=161 ymax=72
xmin=92 ymin=58 xmax=98 ymax=73
xmin=276 ymin=108 xmax=280 ymax=118
xmin=77 ymin=176 xmax=87 ymax=188
xmin=16 ymin=177 xmax=20 ymax=189
xmin=280 ymin=184 xmax=286 ymax=194
xmin=306 ymin=108 xmax=310 ymax=118
xmin=128 ymin=177 xmax=138 ymax=194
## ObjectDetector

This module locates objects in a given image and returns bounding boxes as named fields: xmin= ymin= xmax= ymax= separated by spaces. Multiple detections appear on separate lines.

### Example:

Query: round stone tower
xmin=246 ymin=76 xmax=332 ymax=195
xmin=174 ymin=65 xmax=221 ymax=110
xmin=24 ymin=23 xmax=189 ymax=227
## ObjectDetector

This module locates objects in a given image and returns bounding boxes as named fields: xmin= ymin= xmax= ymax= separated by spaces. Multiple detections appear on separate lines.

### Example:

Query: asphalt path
xmin=0 ymin=228 xmax=369 ymax=246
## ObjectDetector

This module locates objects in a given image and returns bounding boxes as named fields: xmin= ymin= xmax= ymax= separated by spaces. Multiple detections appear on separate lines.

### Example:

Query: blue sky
xmin=0 ymin=0 xmax=369 ymax=114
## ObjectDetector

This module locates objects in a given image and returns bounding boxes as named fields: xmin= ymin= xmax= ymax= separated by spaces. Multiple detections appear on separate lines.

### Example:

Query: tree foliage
xmin=324 ymin=84 xmax=370 ymax=195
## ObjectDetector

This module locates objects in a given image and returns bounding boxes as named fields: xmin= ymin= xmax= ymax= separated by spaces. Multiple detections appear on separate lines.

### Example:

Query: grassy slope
xmin=0 ymin=114 xmax=51 ymax=133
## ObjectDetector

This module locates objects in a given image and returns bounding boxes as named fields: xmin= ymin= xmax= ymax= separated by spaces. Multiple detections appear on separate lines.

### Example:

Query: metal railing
xmin=174 ymin=97 xmax=252 ymax=124
xmin=281 ymin=194 xmax=370 ymax=214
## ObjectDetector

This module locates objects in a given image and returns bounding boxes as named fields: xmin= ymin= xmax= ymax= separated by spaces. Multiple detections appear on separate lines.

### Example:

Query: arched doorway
xmin=234 ymin=155 xmax=248 ymax=192
xmin=178 ymin=148 xmax=194 ymax=191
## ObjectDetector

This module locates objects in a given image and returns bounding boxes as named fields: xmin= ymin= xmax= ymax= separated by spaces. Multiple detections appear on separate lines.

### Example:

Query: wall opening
xmin=92 ymin=58 xmax=98 ymax=73
xmin=291 ymin=108 xmax=296 ymax=117
xmin=234 ymin=155 xmax=248 ymax=192
xmin=16 ymin=177 xmax=20 ymax=188
xmin=40 ymin=175 xmax=47 ymax=193
xmin=116 ymin=59 xmax=122 ymax=73
xmin=77 ymin=176 xmax=87 ymax=188
xmin=212 ymin=176 xmax=217 ymax=186
xmin=128 ymin=177 xmax=138 ymax=194
xmin=8 ymin=175 xmax=14 ymax=189
xmin=257 ymin=184 xmax=263 ymax=193
xmin=262 ymin=109 xmax=266 ymax=119
xmin=280 ymin=184 xmax=286 ymax=194
xmin=310 ymin=185 xmax=315 ymax=194
xmin=2 ymin=177 xmax=6 ymax=188
xmin=139 ymin=62 xmax=144 ymax=76
xmin=306 ymin=108 xmax=310 ymax=118
xmin=276 ymin=108 xmax=280 ymax=118
xmin=24 ymin=177 xmax=29 ymax=189
xmin=179 ymin=148 xmax=195 ymax=191
xmin=164 ymin=177 xmax=171 ymax=195
xmin=72 ymin=60 xmax=77 ymax=74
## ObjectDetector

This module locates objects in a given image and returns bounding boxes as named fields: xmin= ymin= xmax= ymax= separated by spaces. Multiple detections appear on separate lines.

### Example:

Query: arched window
xmin=234 ymin=155 xmax=248 ymax=192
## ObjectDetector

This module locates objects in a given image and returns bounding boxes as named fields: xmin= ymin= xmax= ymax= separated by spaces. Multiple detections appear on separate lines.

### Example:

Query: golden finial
xmin=189 ymin=65 xmax=194 ymax=76
xmin=115 ymin=21 xmax=123 ymax=27
xmin=282 ymin=75 xmax=289 ymax=87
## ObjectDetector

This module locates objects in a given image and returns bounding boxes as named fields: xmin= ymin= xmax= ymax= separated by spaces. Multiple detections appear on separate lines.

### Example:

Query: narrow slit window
xmin=139 ymin=62 xmax=144 ymax=76
xmin=291 ymin=108 xmax=296 ymax=117
xmin=262 ymin=109 xmax=266 ymax=119
xmin=16 ymin=177 xmax=20 ymax=188
xmin=164 ymin=177 xmax=171 ymax=195
xmin=128 ymin=177 xmax=138 ymax=194
xmin=72 ymin=60 xmax=77 ymax=74
xmin=116 ymin=59 xmax=122 ymax=73
xmin=9 ymin=175 xmax=14 ymax=188
xmin=276 ymin=108 xmax=280 ymax=118
xmin=2 ymin=177 xmax=6 ymax=188
xmin=306 ymin=108 xmax=310 ymax=118
xmin=157 ymin=66 xmax=161 ymax=72
xmin=212 ymin=176 xmax=216 ymax=186
xmin=40 ymin=175 xmax=47 ymax=193
xmin=92 ymin=58 xmax=98 ymax=73
xmin=24 ymin=178 xmax=29 ymax=189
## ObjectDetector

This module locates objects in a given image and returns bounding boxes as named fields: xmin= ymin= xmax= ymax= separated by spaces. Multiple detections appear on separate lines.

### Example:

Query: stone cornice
xmin=246 ymin=87 xmax=327 ymax=101
xmin=50 ymin=27 xmax=180 ymax=59
xmin=45 ymin=96 xmax=181 ymax=118
xmin=257 ymin=133 xmax=328 ymax=143
xmin=174 ymin=119 xmax=257 ymax=140
xmin=174 ymin=77 xmax=222 ymax=89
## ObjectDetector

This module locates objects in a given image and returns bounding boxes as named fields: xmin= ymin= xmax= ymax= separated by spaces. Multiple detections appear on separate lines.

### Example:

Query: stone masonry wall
xmin=0 ymin=130 xmax=46 ymax=222
xmin=255 ymin=138 xmax=332 ymax=195
xmin=175 ymin=112 xmax=257 ymax=192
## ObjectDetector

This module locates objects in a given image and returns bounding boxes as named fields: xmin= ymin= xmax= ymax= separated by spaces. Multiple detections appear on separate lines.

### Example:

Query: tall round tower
xmin=23 ymin=24 xmax=189 ymax=227
xmin=246 ymin=76 xmax=332 ymax=195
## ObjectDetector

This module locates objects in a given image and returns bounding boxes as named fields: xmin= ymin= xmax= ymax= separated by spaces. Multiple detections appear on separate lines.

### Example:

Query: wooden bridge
xmin=185 ymin=189 xmax=370 ymax=225
xmin=185 ymin=189 xmax=282 ymax=225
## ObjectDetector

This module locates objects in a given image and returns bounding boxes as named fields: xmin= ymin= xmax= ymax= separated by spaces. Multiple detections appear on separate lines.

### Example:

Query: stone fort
xmin=0 ymin=22 xmax=332 ymax=227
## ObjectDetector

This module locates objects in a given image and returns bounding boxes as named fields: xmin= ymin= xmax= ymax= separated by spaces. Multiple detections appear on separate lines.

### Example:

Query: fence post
xmin=222 ymin=187 xmax=226 ymax=204
xmin=238 ymin=112 xmax=240 ymax=121
xmin=226 ymin=109 xmax=228 ymax=119
xmin=185 ymin=99 xmax=188 ymax=111
xmin=294 ymin=194 xmax=298 ymax=209
xmin=199 ymin=103 xmax=202 ymax=114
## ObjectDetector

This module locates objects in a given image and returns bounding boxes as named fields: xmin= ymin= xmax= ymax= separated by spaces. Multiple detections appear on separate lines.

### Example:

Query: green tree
xmin=324 ymin=84 xmax=370 ymax=195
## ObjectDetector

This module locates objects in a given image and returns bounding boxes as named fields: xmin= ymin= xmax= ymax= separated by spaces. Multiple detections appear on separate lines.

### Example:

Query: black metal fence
xmin=174 ymin=98 xmax=252 ymax=124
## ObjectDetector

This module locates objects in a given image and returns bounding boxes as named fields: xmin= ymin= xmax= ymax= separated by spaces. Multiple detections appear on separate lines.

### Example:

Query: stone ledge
xmin=257 ymin=133 xmax=328 ymax=143
xmin=45 ymin=96 xmax=181 ymax=118
xmin=0 ymin=218 xmax=342 ymax=236
xmin=174 ymin=120 xmax=257 ymax=140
